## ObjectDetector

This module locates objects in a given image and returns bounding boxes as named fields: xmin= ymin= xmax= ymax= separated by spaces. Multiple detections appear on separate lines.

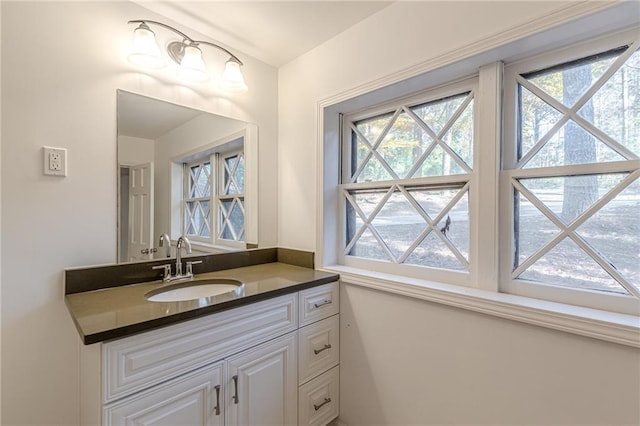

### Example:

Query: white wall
xmin=0 ymin=1 xmax=278 ymax=424
xmin=117 ymin=135 xmax=155 ymax=165
xmin=278 ymin=1 xmax=640 ymax=424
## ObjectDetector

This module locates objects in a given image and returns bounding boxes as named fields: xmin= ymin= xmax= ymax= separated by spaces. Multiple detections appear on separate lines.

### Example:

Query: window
xmin=182 ymin=140 xmax=245 ymax=248
xmin=502 ymin=34 xmax=639 ymax=311
xmin=340 ymin=79 xmax=477 ymax=282
xmin=327 ymin=27 xmax=639 ymax=315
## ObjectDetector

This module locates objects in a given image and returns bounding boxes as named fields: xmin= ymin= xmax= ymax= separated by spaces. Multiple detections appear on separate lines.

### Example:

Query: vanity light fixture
xmin=127 ymin=19 xmax=248 ymax=92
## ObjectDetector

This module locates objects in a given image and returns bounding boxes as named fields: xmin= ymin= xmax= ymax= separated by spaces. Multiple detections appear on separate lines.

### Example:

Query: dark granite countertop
xmin=64 ymin=249 xmax=339 ymax=345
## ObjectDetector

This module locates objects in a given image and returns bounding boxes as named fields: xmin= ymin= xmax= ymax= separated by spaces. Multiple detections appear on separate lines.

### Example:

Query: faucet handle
xmin=185 ymin=260 xmax=203 ymax=276
xmin=152 ymin=264 xmax=172 ymax=281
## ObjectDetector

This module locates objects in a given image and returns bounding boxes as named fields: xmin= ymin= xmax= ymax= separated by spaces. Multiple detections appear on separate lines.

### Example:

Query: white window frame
xmin=339 ymin=77 xmax=480 ymax=287
xmin=183 ymin=156 xmax=214 ymax=243
xmin=215 ymin=149 xmax=246 ymax=248
xmin=501 ymin=28 xmax=640 ymax=315
xmin=318 ymin=5 xmax=640 ymax=343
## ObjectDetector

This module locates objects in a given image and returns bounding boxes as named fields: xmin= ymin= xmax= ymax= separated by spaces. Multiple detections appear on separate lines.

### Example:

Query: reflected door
xmin=128 ymin=162 xmax=154 ymax=262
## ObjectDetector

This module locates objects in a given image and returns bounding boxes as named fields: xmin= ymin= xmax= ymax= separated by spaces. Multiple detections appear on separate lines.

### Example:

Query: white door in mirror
xmin=43 ymin=146 xmax=67 ymax=176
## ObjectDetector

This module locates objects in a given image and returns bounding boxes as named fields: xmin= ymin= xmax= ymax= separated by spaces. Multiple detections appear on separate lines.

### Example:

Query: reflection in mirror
xmin=117 ymin=90 xmax=258 ymax=263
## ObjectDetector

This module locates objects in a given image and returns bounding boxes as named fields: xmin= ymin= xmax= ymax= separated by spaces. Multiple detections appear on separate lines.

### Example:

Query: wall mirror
xmin=117 ymin=90 xmax=258 ymax=263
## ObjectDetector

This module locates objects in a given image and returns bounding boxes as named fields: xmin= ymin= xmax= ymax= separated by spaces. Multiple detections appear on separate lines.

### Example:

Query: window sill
xmin=322 ymin=265 xmax=640 ymax=348
xmin=189 ymin=241 xmax=243 ymax=254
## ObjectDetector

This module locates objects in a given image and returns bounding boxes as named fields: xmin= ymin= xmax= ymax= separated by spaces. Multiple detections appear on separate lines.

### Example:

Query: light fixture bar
xmin=127 ymin=20 xmax=244 ymax=65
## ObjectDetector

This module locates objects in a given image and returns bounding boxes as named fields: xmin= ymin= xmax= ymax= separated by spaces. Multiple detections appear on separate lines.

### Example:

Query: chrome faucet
xmin=175 ymin=236 xmax=192 ymax=276
xmin=158 ymin=233 xmax=171 ymax=258
xmin=153 ymin=235 xmax=201 ymax=282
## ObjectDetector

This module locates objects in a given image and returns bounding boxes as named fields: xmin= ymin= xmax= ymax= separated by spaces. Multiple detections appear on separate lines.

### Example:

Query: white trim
xmin=325 ymin=264 xmax=640 ymax=348
xmin=474 ymin=62 xmax=502 ymax=292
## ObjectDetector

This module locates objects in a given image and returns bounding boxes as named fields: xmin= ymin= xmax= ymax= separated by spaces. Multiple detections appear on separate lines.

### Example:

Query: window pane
xmin=224 ymin=155 xmax=244 ymax=195
xmin=518 ymin=85 xmax=563 ymax=160
xmin=412 ymin=93 xmax=467 ymax=136
xmin=577 ymin=49 xmax=640 ymax=157
xmin=526 ymin=51 xmax=621 ymax=106
xmin=518 ymin=238 xmax=629 ymax=294
xmin=370 ymin=190 xmax=426 ymax=260
xmin=522 ymin=120 xmax=625 ymax=168
xmin=377 ymin=111 xmax=430 ymax=178
xmin=575 ymin=178 xmax=639 ymax=291
xmin=352 ymin=93 xmax=474 ymax=182
xmin=514 ymin=189 xmax=559 ymax=268
xmin=346 ymin=186 xmax=469 ymax=269
xmin=519 ymin=47 xmax=636 ymax=168
xmin=519 ymin=174 xmax=627 ymax=224
xmin=188 ymin=162 xmax=211 ymax=198
xmin=234 ymin=155 xmax=245 ymax=193
xmin=219 ymin=199 xmax=245 ymax=241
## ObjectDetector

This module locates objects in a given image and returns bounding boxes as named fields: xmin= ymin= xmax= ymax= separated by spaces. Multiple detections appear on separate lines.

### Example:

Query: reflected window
xmin=182 ymin=139 xmax=245 ymax=247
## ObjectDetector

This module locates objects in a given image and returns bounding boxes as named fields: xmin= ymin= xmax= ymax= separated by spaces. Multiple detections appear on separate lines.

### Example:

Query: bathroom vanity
xmin=64 ymin=248 xmax=340 ymax=426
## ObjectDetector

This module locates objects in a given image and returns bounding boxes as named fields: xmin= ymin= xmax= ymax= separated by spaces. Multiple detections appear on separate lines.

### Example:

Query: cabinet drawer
xmin=298 ymin=366 xmax=339 ymax=426
xmin=103 ymin=293 xmax=297 ymax=403
xmin=298 ymin=314 xmax=339 ymax=385
xmin=299 ymin=281 xmax=339 ymax=327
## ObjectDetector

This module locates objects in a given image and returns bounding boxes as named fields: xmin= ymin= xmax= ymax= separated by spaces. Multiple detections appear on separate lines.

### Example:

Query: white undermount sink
xmin=144 ymin=278 xmax=244 ymax=302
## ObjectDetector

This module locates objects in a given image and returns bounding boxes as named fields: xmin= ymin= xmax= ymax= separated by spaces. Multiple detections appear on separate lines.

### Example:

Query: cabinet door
xmin=225 ymin=333 xmax=297 ymax=426
xmin=104 ymin=362 xmax=224 ymax=426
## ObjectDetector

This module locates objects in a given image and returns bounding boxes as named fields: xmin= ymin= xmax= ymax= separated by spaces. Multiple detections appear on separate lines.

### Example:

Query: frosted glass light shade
xmin=221 ymin=60 xmax=248 ymax=93
xmin=177 ymin=45 xmax=209 ymax=82
xmin=127 ymin=24 xmax=164 ymax=68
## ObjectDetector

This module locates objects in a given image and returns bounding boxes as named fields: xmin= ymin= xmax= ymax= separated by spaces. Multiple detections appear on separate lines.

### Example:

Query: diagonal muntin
xmin=223 ymin=153 xmax=244 ymax=195
xmin=190 ymin=163 xmax=211 ymax=198
xmin=517 ymin=76 xmax=638 ymax=164
xmin=217 ymin=199 xmax=232 ymax=239
xmin=344 ymin=182 xmax=470 ymax=266
xmin=396 ymin=184 xmax=470 ymax=268
xmin=515 ymin=41 xmax=638 ymax=169
xmin=511 ymin=170 xmax=640 ymax=294
xmin=403 ymin=94 xmax=474 ymax=178
xmin=567 ymin=230 xmax=639 ymax=297
xmin=350 ymin=109 xmax=402 ymax=183
xmin=350 ymin=121 xmax=400 ymax=183
xmin=343 ymin=186 xmax=397 ymax=261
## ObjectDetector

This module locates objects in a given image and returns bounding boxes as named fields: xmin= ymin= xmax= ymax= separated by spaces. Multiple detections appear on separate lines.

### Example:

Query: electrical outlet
xmin=43 ymin=146 xmax=67 ymax=176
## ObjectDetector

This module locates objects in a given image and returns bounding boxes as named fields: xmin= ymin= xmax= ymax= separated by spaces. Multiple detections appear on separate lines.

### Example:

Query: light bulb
xmin=221 ymin=59 xmax=248 ymax=93
xmin=127 ymin=23 xmax=164 ymax=68
xmin=177 ymin=44 xmax=209 ymax=82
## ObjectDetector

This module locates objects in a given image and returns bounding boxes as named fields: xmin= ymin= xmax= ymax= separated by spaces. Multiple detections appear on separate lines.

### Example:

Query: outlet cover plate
xmin=43 ymin=146 xmax=67 ymax=177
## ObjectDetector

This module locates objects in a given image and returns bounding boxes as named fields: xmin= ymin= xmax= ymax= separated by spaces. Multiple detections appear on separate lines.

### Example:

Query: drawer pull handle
xmin=232 ymin=375 xmax=239 ymax=404
xmin=213 ymin=385 xmax=221 ymax=415
xmin=314 ymin=397 xmax=332 ymax=411
xmin=314 ymin=344 xmax=332 ymax=355
xmin=313 ymin=299 xmax=332 ymax=308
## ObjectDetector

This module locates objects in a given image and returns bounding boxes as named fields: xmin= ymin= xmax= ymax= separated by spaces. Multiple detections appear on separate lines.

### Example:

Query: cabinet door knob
xmin=213 ymin=385 xmax=221 ymax=415
xmin=232 ymin=375 xmax=239 ymax=404
xmin=314 ymin=397 xmax=331 ymax=411
xmin=313 ymin=343 xmax=332 ymax=355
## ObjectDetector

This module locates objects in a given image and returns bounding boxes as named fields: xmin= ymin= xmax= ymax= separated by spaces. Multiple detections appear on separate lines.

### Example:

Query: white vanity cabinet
xmin=297 ymin=284 xmax=340 ymax=426
xmin=95 ymin=281 xmax=340 ymax=426
xmin=225 ymin=333 xmax=297 ymax=425
xmin=104 ymin=361 xmax=224 ymax=426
